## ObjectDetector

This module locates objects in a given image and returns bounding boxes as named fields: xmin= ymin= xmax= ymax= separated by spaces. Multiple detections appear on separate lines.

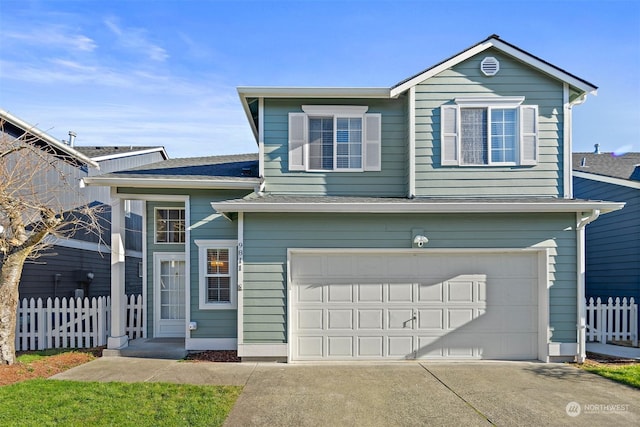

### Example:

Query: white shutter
xmin=288 ymin=113 xmax=306 ymax=171
xmin=363 ymin=113 xmax=381 ymax=171
xmin=520 ymin=105 xmax=538 ymax=165
xmin=441 ymin=105 xmax=459 ymax=166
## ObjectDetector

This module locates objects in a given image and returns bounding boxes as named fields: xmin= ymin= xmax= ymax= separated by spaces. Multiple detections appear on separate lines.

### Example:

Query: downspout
xmin=258 ymin=97 xmax=266 ymax=194
xmin=564 ymin=86 xmax=588 ymax=199
xmin=576 ymin=209 xmax=600 ymax=363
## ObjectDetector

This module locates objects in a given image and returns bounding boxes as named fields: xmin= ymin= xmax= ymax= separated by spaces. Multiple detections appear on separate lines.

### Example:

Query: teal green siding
xmin=188 ymin=189 xmax=249 ymax=339
xmin=414 ymin=49 xmax=565 ymax=197
xmin=243 ymin=212 xmax=578 ymax=344
xmin=263 ymin=98 xmax=407 ymax=196
xmin=146 ymin=201 xmax=185 ymax=337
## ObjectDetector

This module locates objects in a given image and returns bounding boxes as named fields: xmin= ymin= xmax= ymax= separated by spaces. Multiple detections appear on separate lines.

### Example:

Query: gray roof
xmin=573 ymin=152 xmax=640 ymax=181
xmin=74 ymin=146 xmax=165 ymax=158
xmin=100 ymin=153 xmax=259 ymax=181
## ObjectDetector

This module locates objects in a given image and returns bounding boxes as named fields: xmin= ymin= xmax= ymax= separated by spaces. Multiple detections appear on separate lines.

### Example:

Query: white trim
xmin=83 ymin=176 xmax=260 ymax=189
xmin=573 ymin=171 xmax=640 ymax=189
xmin=153 ymin=252 xmax=186 ymax=338
xmin=46 ymin=236 xmax=109 ymax=254
xmin=238 ymin=343 xmax=288 ymax=357
xmin=258 ymin=98 xmax=265 ymax=178
xmin=212 ymin=200 xmax=625 ymax=215
xmin=186 ymin=338 xmax=237 ymax=351
xmin=184 ymin=198 xmax=191 ymax=338
xmin=239 ymin=87 xmax=389 ymax=99
xmin=114 ymin=193 xmax=189 ymax=202
xmin=153 ymin=207 xmax=186 ymax=245
xmin=408 ymin=87 xmax=416 ymax=198
xmin=454 ymin=96 xmax=524 ymax=107
xmin=237 ymin=213 xmax=244 ymax=347
xmin=302 ymin=105 xmax=369 ymax=115
xmin=89 ymin=147 xmax=168 ymax=162
xmin=548 ymin=342 xmax=578 ymax=356
xmin=195 ymin=239 xmax=238 ymax=310
xmin=287 ymin=247 xmax=550 ymax=362
xmin=0 ymin=108 xmax=100 ymax=168
xmin=563 ymin=83 xmax=572 ymax=198
xmin=142 ymin=200 xmax=148 ymax=339
xmin=391 ymin=41 xmax=492 ymax=97
xmin=390 ymin=37 xmax=597 ymax=97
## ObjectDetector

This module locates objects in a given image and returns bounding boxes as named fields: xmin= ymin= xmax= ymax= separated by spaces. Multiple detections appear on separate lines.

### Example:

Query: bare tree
xmin=0 ymin=120 xmax=103 ymax=365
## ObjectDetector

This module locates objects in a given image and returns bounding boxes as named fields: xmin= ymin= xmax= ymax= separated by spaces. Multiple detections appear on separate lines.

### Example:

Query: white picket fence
xmin=15 ymin=295 xmax=145 ymax=351
xmin=586 ymin=297 xmax=638 ymax=347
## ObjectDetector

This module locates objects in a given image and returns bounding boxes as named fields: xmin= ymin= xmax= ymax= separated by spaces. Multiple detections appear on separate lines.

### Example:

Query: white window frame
xmin=455 ymin=97 xmax=524 ymax=166
xmin=196 ymin=239 xmax=237 ymax=310
xmin=302 ymin=105 xmax=368 ymax=172
xmin=441 ymin=96 xmax=539 ymax=167
xmin=154 ymin=207 xmax=186 ymax=244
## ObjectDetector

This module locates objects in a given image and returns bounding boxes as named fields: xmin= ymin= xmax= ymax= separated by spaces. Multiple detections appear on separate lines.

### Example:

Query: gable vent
xmin=481 ymin=57 xmax=500 ymax=76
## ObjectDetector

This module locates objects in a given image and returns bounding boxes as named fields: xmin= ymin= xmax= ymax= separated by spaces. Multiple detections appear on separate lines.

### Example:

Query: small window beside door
xmin=155 ymin=208 xmax=185 ymax=244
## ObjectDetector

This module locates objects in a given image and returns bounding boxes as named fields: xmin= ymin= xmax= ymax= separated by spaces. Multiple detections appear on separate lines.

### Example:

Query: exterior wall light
xmin=413 ymin=235 xmax=429 ymax=248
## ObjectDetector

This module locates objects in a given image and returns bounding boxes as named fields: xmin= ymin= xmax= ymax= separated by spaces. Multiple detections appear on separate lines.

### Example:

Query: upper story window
xmin=288 ymin=105 xmax=381 ymax=172
xmin=155 ymin=208 xmax=185 ymax=244
xmin=441 ymin=97 xmax=538 ymax=166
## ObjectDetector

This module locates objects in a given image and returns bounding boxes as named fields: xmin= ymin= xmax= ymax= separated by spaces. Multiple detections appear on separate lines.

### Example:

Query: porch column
xmin=108 ymin=190 xmax=128 ymax=349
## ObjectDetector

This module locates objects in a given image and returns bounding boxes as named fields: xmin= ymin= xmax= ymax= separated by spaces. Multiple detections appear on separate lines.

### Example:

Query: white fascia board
xmin=237 ymin=87 xmax=390 ymax=99
xmin=573 ymin=171 xmax=640 ymax=189
xmin=90 ymin=147 xmax=169 ymax=162
xmin=0 ymin=108 xmax=99 ymax=168
xmin=390 ymin=42 xmax=493 ymax=97
xmin=390 ymin=38 xmax=598 ymax=98
xmin=83 ymin=176 xmax=261 ymax=189
xmin=238 ymin=91 xmax=259 ymax=143
xmin=211 ymin=200 xmax=625 ymax=215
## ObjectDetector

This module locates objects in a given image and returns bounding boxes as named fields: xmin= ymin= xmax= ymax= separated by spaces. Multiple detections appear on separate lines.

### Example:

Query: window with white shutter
xmin=440 ymin=97 xmax=538 ymax=166
xmin=287 ymin=106 xmax=381 ymax=172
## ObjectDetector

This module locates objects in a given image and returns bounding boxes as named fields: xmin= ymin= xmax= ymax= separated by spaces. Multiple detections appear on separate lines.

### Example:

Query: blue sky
xmin=1 ymin=0 xmax=638 ymax=158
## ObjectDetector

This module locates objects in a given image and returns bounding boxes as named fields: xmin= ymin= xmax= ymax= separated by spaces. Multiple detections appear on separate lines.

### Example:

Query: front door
xmin=154 ymin=253 xmax=186 ymax=337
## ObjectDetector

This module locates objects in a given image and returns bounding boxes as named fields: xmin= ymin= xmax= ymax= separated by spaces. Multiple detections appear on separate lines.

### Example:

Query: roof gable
xmin=390 ymin=35 xmax=597 ymax=97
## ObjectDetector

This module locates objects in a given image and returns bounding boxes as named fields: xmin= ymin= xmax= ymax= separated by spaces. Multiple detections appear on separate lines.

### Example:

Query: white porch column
xmin=108 ymin=189 xmax=128 ymax=349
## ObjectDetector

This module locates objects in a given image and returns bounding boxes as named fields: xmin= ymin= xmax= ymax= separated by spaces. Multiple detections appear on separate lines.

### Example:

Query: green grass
xmin=16 ymin=348 xmax=79 ymax=364
xmin=582 ymin=364 xmax=640 ymax=389
xmin=0 ymin=379 xmax=242 ymax=427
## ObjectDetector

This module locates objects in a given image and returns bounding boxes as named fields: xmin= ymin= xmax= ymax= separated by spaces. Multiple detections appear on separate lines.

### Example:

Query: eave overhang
xmin=211 ymin=198 xmax=624 ymax=216
xmin=83 ymin=176 xmax=261 ymax=190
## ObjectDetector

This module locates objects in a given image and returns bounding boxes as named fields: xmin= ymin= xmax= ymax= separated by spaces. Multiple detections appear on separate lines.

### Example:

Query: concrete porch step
xmin=103 ymin=338 xmax=187 ymax=360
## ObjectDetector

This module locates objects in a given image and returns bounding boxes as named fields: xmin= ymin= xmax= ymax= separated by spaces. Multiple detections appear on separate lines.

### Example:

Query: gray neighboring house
xmin=1 ymin=109 xmax=168 ymax=299
xmin=573 ymin=150 xmax=640 ymax=330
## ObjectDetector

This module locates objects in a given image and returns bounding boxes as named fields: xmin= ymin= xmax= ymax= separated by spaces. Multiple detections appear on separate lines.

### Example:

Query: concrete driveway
xmin=53 ymin=359 xmax=639 ymax=426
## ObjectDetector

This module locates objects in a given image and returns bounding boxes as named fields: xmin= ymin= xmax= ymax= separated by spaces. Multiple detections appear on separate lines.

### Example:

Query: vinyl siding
xmin=263 ymin=98 xmax=407 ymax=196
xmin=573 ymin=177 xmax=640 ymax=307
xmin=242 ymin=212 xmax=577 ymax=344
xmin=188 ymin=189 xmax=250 ymax=339
xmin=414 ymin=49 xmax=565 ymax=197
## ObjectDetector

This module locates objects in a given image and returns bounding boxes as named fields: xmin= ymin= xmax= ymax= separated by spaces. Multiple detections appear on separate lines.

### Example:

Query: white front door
xmin=154 ymin=253 xmax=186 ymax=337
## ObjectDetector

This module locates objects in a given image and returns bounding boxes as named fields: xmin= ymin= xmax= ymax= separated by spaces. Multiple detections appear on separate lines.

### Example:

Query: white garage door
xmin=290 ymin=251 xmax=540 ymax=361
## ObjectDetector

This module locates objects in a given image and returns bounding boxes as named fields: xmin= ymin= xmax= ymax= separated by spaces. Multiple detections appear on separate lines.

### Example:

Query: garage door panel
xmin=388 ymin=283 xmax=413 ymax=303
xmin=388 ymin=309 xmax=415 ymax=329
xmin=357 ymin=283 xmax=384 ymax=302
xmin=358 ymin=309 xmax=383 ymax=329
xmin=328 ymin=284 xmax=353 ymax=302
xmin=328 ymin=309 xmax=353 ymax=329
xmin=291 ymin=252 xmax=539 ymax=361
xmin=418 ymin=282 xmax=443 ymax=302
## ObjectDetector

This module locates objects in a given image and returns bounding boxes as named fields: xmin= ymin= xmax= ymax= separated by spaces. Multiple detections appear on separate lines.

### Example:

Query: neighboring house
xmin=85 ymin=35 xmax=623 ymax=363
xmin=0 ymin=109 xmax=168 ymax=299
xmin=573 ymin=150 xmax=640 ymax=331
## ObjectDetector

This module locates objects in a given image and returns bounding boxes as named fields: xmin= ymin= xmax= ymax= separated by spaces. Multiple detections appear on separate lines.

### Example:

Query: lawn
xmin=581 ymin=363 xmax=640 ymax=389
xmin=0 ymin=379 xmax=241 ymax=426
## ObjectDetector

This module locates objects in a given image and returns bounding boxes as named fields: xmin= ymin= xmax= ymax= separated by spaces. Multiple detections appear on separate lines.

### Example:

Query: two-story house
xmin=85 ymin=35 xmax=623 ymax=363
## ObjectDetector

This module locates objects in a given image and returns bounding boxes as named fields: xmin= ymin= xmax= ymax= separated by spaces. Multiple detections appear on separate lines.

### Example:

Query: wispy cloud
xmin=104 ymin=17 xmax=169 ymax=62
xmin=4 ymin=26 xmax=97 ymax=52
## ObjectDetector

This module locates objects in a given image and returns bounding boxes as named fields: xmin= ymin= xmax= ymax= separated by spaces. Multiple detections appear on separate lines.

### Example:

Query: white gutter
xmin=211 ymin=200 xmax=624 ymax=215
xmin=82 ymin=176 xmax=261 ymax=189
xmin=575 ymin=209 xmax=600 ymax=363
xmin=89 ymin=147 xmax=169 ymax=162
xmin=237 ymin=87 xmax=390 ymax=99
xmin=573 ymin=171 xmax=640 ymax=190
xmin=0 ymin=108 xmax=99 ymax=169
